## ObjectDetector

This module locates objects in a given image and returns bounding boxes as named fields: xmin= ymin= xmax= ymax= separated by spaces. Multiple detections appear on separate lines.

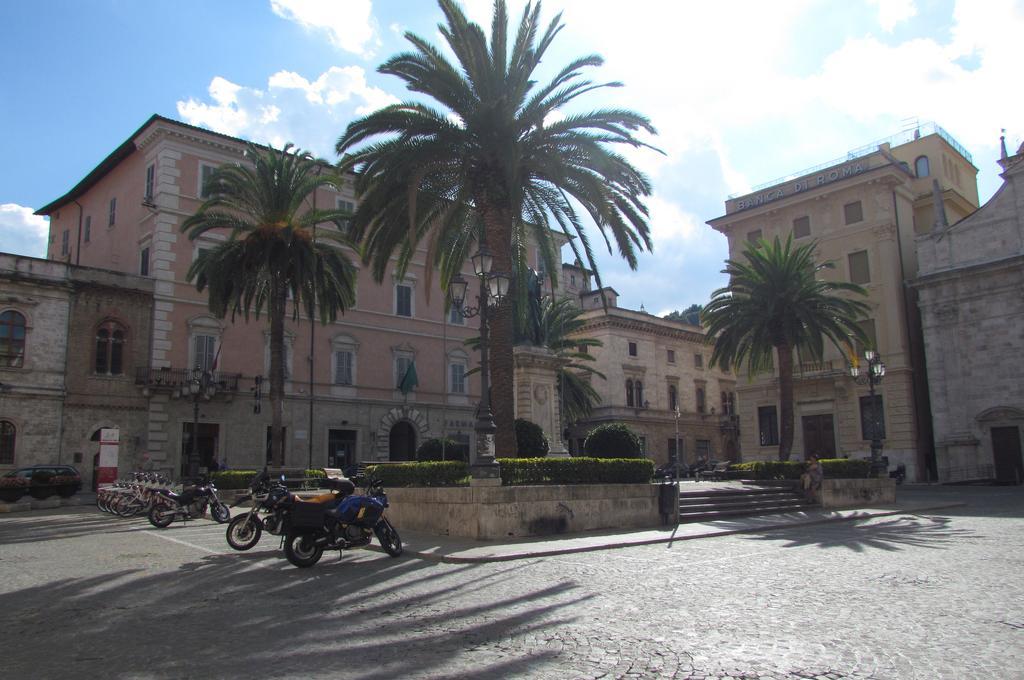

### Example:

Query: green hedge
xmin=728 ymin=458 xmax=871 ymax=480
xmin=365 ymin=461 xmax=470 ymax=487
xmin=497 ymin=457 xmax=654 ymax=485
xmin=211 ymin=469 xmax=326 ymax=490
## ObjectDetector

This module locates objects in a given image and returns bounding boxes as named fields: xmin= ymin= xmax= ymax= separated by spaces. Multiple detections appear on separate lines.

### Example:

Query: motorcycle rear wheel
xmin=283 ymin=531 xmax=323 ymax=568
xmin=226 ymin=515 xmax=263 ymax=551
xmin=148 ymin=504 xmax=175 ymax=528
xmin=374 ymin=519 xmax=403 ymax=557
xmin=211 ymin=502 xmax=231 ymax=524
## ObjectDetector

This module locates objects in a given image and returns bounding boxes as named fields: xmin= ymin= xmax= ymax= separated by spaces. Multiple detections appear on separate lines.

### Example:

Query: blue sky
xmin=2 ymin=0 xmax=1021 ymax=316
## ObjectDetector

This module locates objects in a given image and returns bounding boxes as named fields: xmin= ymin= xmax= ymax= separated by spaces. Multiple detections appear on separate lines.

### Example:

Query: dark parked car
xmin=0 ymin=465 xmax=82 ymax=502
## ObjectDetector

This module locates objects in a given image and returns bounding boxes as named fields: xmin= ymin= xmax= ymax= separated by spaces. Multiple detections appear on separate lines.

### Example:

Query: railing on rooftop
xmin=729 ymin=122 xmax=973 ymax=199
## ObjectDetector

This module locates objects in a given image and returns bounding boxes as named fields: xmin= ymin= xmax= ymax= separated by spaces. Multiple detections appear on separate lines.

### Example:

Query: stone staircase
xmin=677 ymin=482 xmax=815 ymax=523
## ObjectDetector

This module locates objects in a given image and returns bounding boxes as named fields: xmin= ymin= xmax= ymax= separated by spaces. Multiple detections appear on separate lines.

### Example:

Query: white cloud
xmin=0 ymin=204 xmax=49 ymax=258
xmin=176 ymin=67 xmax=399 ymax=158
xmin=868 ymin=0 xmax=917 ymax=32
xmin=270 ymin=0 xmax=378 ymax=56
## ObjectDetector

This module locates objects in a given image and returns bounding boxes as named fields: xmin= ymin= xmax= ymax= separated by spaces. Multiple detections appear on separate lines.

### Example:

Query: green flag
xmin=398 ymin=361 xmax=419 ymax=395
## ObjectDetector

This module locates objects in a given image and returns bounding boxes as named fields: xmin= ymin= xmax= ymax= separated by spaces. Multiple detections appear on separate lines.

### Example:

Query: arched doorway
xmin=389 ymin=421 xmax=417 ymax=461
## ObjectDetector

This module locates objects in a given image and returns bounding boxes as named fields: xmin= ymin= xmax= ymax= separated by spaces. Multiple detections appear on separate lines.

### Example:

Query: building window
xmin=395 ymin=283 xmax=413 ymax=317
xmin=0 ymin=310 xmax=27 ymax=368
xmin=694 ymin=353 xmax=703 ymax=368
xmin=854 ymin=318 xmax=878 ymax=358
xmin=334 ymin=350 xmax=353 ymax=385
xmin=449 ymin=362 xmax=467 ymax=394
xmin=578 ymin=344 xmax=589 ymax=355
xmin=860 ymin=394 xmax=886 ymax=441
xmin=60 ymin=230 xmax=69 ymax=256
xmin=193 ymin=334 xmax=217 ymax=372
xmin=848 ymin=250 xmax=870 ymax=284
xmin=145 ymin=164 xmax=155 ymax=200
xmin=199 ymin=163 xmax=217 ymax=199
xmin=758 ymin=406 xmax=779 ymax=446
xmin=140 ymin=247 xmax=150 ymax=277
xmin=108 ymin=197 xmax=117 ymax=227
xmin=95 ymin=321 xmax=126 ymax=375
xmin=668 ymin=385 xmax=678 ymax=412
xmin=667 ymin=349 xmax=675 ymax=364
xmin=628 ymin=341 xmax=637 ymax=357
xmin=729 ymin=392 xmax=736 ymax=415
xmin=696 ymin=387 xmax=706 ymax=413
xmin=914 ymin=155 xmax=930 ymax=178
xmin=448 ymin=306 xmax=464 ymax=325
xmin=626 ymin=379 xmax=634 ymax=407
xmin=337 ymin=198 xmax=354 ymax=232
xmin=84 ymin=216 xmax=91 ymax=243
xmin=793 ymin=216 xmax=811 ymax=239
xmin=696 ymin=439 xmax=711 ymax=461
xmin=0 ymin=421 xmax=14 ymax=465
xmin=747 ymin=229 xmax=762 ymax=243
xmin=635 ymin=380 xmax=644 ymax=408
xmin=395 ymin=355 xmax=415 ymax=391
xmin=721 ymin=391 xmax=729 ymax=414
xmin=844 ymin=201 xmax=863 ymax=225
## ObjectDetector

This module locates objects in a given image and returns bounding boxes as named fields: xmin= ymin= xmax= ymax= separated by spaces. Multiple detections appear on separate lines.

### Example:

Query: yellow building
xmin=707 ymin=124 xmax=978 ymax=481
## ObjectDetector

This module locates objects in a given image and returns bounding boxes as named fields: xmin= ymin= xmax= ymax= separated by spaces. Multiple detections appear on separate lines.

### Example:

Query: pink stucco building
xmin=37 ymin=115 xmax=493 ymax=477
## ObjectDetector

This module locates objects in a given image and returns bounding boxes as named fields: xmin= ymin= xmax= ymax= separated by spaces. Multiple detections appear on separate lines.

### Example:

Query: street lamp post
xmin=448 ymin=244 xmax=510 ymax=483
xmin=674 ymin=407 xmax=682 ymax=484
xmin=849 ymin=349 xmax=886 ymax=478
xmin=187 ymin=366 xmax=217 ymax=479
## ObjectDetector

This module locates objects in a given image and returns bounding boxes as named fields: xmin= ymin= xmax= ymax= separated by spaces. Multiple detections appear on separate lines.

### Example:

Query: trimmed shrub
xmin=820 ymin=458 xmax=871 ymax=478
xmin=365 ymin=461 xmax=470 ymax=487
xmin=211 ymin=469 xmax=326 ymax=490
xmin=416 ymin=438 xmax=468 ymax=462
xmin=497 ymin=457 xmax=653 ymax=485
xmin=729 ymin=458 xmax=872 ymax=480
xmin=515 ymin=419 xmax=550 ymax=458
xmin=583 ymin=423 xmax=642 ymax=458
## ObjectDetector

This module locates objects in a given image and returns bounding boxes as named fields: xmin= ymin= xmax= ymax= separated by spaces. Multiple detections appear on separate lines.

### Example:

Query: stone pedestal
xmin=513 ymin=345 xmax=569 ymax=456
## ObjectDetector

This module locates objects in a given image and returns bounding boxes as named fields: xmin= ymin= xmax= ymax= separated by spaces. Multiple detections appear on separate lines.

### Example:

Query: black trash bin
xmin=658 ymin=479 xmax=679 ymax=525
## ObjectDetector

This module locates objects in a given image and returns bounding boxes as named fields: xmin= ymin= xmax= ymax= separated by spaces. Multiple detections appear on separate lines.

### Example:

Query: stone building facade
xmin=36 ymin=114 xmax=580 ymax=478
xmin=0 ymin=254 xmax=153 ymax=489
xmin=707 ymin=124 xmax=979 ymax=480
xmin=563 ymin=281 xmax=739 ymax=466
xmin=914 ymin=139 xmax=1024 ymax=483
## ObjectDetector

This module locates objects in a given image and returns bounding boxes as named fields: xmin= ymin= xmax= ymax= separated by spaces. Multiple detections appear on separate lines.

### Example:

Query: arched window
xmin=0 ymin=310 xmax=26 ymax=368
xmin=668 ymin=385 xmax=678 ymax=412
xmin=95 ymin=320 xmax=126 ymax=375
xmin=0 ymin=420 xmax=14 ymax=464
xmin=626 ymin=379 xmax=634 ymax=407
xmin=696 ymin=387 xmax=706 ymax=414
xmin=635 ymin=380 xmax=644 ymax=408
xmin=915 ymin=155 xmax=930 ymax=178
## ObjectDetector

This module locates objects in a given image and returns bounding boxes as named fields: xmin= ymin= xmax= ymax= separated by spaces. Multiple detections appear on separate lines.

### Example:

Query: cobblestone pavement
xmin=0 ymin=486 xmax=1021 ymax=679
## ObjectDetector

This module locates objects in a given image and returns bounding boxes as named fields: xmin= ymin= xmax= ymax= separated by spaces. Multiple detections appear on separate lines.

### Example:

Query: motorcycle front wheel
xmin=374 ymin=518 xmax=403 ymax=557
xmin=148 ymin=504 xmax=175 ymax=528
xmin=210 ymin=502 xmax=231 ymax=524
xmin=226 ymin=514 xmax=263 ymax=551
xmin=283 ymin=531 xmax=324 ymax=568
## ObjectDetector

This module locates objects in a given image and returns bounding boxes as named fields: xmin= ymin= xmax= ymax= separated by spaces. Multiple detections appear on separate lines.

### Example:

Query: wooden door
xmin=991 ymin=426 xmax=1023 ymax=484
xmin=801 ymin=414 xmax=836 ymax=458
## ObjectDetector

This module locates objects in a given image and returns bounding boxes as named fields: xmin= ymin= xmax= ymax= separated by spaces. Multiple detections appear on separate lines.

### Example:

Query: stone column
xmin=513 ymin=345 xmax=569 ymax=457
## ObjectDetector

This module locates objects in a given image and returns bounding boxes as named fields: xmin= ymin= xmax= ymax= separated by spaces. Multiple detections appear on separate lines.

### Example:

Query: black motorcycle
xmin=283 ymin=477 xmax=402 ymax=568
xmin=148 ymin=477 xmax=230 ymax=528
xmin=225 ymin=470 xmax=351 ymax=551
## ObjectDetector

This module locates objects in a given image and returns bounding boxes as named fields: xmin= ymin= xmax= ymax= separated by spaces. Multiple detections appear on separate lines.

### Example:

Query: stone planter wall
xmin=385 ymin=484 xmax=662 ymax=540
xmin=819 ymin=478 xmax=896 ymax=508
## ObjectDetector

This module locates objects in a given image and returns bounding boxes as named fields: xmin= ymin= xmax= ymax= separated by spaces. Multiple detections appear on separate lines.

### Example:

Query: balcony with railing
xmin=135 ymin=366 xmax=242 ymax=393
xmin=794 ymin=360 xmax=844 ymax=379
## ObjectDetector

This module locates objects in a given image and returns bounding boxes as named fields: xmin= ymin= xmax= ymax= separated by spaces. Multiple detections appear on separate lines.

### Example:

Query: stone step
xmin=679 ymin=496 xmax=809 ymax=513
xmin=678 ymin=504 xmax=815 ymax=523
xmin=679 ymin=489 xmax=798 ymax=503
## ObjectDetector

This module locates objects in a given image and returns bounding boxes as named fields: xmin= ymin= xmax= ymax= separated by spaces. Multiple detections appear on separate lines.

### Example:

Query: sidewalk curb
xmin=388 ymin=502 xmax=967 ymax=564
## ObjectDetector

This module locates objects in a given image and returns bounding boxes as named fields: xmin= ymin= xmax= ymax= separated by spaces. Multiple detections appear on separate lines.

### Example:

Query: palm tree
xmin=701 ymin=236 xmax=870 ymax=461
xmin=336 ymin=0 xmax=658 ymax=455
xmin=534 ymin=296 xmax=604 ymax=425
xmin=182 ymin=144 xmax=357 ymax=467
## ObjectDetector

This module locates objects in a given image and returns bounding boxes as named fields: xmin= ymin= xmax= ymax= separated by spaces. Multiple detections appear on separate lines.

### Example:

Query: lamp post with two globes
xmin=850 ymin=349 xmax=886 ymax=477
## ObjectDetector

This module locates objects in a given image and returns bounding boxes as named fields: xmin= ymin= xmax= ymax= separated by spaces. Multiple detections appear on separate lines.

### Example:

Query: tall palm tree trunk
xmin=270 ymin=285 xmax=287 ymax=467
xmin=482 ymin=205 xmax=517 ymax=457
xmin=777 ymin=342 xmax=795 ymax=461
